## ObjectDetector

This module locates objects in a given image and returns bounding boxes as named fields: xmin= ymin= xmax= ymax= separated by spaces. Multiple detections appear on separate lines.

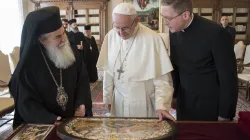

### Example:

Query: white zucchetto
xmin=112 ymin=3 xmax=137 ymax=15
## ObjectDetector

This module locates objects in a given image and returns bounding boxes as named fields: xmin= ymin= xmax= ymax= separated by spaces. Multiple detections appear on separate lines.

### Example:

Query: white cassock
xmin=97 ymin=23 xmax=174 ymax=117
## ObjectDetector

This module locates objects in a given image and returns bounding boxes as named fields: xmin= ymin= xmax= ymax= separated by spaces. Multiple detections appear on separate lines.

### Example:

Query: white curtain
xmin=0 ymin=0 xmax=24 ymax=54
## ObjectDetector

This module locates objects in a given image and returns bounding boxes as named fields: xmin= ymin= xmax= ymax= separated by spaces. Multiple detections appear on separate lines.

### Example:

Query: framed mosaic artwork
xmin=123 ymin=0 xmax=162 ymax=32
xmin=10 ymin=124 xmax=54 ymax=140
xmin=57 ymin=117 xmax=177 ymax=140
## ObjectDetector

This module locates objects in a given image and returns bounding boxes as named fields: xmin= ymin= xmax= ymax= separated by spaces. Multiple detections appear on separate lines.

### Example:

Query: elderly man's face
xmin=40 ymin=26 xmax=67 ymax=49
xmin=221 ymin=16 xmax=229 ymax=26
xmin=112 ymin=13 xmax=138 ymax=40
xmin=39 ymin=26 xmax=75 ymax=69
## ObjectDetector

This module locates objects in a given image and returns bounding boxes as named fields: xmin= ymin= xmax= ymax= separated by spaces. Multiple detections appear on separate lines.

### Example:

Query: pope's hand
xmin=74 ymin=104 xmax=85 ymax=117
xmin=156 ymin=109 xmax=176 ymax=122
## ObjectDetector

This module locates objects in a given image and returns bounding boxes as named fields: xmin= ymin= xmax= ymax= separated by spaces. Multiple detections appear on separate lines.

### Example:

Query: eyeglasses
xmin=112 ymin=19 xmax=135 ymax=32
xmin=161 ymin=11 xmax=186 ymax=24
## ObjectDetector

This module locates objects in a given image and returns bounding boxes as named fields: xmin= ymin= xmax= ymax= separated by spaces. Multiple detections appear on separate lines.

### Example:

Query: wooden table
xmin=176 ymin=121 xmax=250 ymax=140
xmin=3 ymin=120 xmax=250 ymax=140
xmin=0 ymin=98 xmax=14 ymax=117
xmin=0 ymin=80 xmax=8 ymax=87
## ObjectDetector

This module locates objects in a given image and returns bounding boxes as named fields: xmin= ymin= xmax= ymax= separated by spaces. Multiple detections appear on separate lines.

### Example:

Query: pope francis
xmin=97 ymin=3 xmax=175 ymax=121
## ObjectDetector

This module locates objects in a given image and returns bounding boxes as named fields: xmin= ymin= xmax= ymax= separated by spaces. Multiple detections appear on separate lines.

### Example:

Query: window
xmin=0 ymin=0 xmax=23 ymax=54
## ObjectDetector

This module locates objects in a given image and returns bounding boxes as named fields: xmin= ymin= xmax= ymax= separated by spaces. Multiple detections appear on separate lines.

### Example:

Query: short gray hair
xmin=161 ymin=0 xmax=193 ymax=14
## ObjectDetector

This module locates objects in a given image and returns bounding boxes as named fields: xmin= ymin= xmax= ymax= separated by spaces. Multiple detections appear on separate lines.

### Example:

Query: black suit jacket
xmin=170 ymin=15 xmax=238 ymax=121
xmin=224 ymin=25 xmax=236 ymax=42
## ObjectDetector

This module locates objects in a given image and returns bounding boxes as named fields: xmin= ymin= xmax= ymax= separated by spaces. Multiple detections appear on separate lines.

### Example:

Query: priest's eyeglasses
xmin=161 ymin=11 xmax=186 ymax=24
xmin=112 ymin=19 xmax=135 ymax=32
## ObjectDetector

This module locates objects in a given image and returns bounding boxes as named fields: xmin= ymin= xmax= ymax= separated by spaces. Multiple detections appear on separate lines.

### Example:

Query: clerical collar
xmin=182 ymin=13 xmax=194 ymax=32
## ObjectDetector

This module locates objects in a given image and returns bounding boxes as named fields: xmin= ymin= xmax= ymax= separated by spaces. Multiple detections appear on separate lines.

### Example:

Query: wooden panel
xmin=218 ymin=0 xmax=236 ymax=7
xmin=246 ymin=10 xmax=250 ymax=44
xmin=235 ymin=0 xmax=250 ymax=7
xmin=192 ymin=0 xmax=215 ymax=7
xmin=40 ymin=2 xmax=69 ymax=9
xmin=219 ymin=0 xmax=250 ymax=7
xmin=73 ymin=1 xmax=101 ymax=9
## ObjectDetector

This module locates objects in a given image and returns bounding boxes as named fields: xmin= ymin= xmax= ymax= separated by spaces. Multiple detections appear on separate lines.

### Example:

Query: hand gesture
xmin=156 ymin=109 xmax=176 ymax=122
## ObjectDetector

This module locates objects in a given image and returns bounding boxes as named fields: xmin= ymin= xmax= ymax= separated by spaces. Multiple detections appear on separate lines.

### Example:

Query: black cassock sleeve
xmin=171 ymin=63 xmax=180 ymax=99
xmin=17 ymin=69 xmax=57 ymax=123
xmin=91 ymin=37 xmax=99 ymax=52
xmin=75 ymin=52 xmax=93 ymax=116
xmin=91 ymin=36 xmax=100 ymax=62
xmin=169 ymin=36 xmax=180 ymax=99
xmin=212 ymin=29 xmax=238 ymax=119
xmin=231 ymin=28 xmax=236 ymax=41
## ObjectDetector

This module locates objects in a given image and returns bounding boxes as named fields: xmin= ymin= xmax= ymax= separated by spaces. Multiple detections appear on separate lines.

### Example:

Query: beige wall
xmin=107 ymin=0 xmax=122 ymax=31
xmin=22 ymin=0 xmax=35 ymax=20
xmin=28 ymin=0 xmax=35 ymax=14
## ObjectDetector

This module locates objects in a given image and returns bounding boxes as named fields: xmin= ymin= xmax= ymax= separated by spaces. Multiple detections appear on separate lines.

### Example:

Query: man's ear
xmin=182 ymin=11 xmax=191 ymax=20
xmin=39 ymin=34 xmax=49 ymax=46
xmin=39 ymin=37 xmax=44 ymax=46
xmin=135 ymin=16 xmax=140 ymax=23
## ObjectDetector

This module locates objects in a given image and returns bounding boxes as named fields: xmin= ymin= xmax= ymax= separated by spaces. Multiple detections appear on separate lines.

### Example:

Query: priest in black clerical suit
xmin=220 ymin=16 xmax=236 ymax=43
xmin=9 ymin=6 xmax=93 ymax=126
xmin=61 ymin=18 xmax=69 ymax=32
xmin=67 ymin=19 xmax=86 ymax=50
xmin=83 ymin=25 xmax=99 ymax=83
xmin=161 ymin=0 xmax=238 ymax=121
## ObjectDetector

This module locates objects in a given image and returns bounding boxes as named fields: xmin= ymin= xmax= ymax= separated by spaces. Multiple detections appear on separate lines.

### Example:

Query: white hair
xmin=40 ymin=33 xmax=49 ymax=41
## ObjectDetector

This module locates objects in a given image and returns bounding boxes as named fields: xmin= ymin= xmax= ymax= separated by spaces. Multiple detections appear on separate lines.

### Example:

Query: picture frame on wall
xmin=123 ymin=0 xmax=162 ymax=32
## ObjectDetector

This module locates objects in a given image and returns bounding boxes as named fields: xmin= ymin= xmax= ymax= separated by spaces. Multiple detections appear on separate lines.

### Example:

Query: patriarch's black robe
xmin=9 ymin=43 xmax=92 ymax=125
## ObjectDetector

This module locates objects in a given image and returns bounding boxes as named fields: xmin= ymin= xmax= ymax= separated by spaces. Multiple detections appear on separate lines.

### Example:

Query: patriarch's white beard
xmin=46 ymin=38 xmax=75 ymax=69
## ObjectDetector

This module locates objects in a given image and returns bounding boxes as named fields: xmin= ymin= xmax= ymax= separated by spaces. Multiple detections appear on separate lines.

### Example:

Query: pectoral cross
xmin=117 ymin=66 xmax=124 ymax=80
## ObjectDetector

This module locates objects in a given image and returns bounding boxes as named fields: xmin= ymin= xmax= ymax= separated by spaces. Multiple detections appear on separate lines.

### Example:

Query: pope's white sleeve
xmin=153 ymin=73 xmax=174 ymax=111
xmin=103 ymin=71 xmax=114 ymax=104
